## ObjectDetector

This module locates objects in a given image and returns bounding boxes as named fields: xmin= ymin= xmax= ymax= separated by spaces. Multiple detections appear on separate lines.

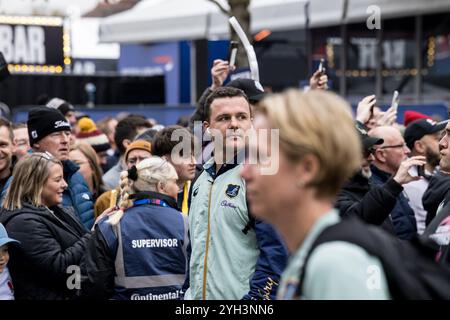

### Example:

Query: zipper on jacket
xmin=202 ymin=180 xmax=214 ymax=300
xmin=45 ymin=206 xmax=84 ymax=239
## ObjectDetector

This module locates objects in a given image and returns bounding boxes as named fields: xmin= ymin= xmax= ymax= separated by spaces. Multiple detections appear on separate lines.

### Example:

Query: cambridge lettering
xmin=131 ymin=238 xmax=178 ymax=248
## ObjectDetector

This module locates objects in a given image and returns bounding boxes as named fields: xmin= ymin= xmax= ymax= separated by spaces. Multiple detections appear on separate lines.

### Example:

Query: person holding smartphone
xmin=403 ymin=119 xmax=445 ymax=234
xmin=309 ymin=59 xmax=328 ymax=90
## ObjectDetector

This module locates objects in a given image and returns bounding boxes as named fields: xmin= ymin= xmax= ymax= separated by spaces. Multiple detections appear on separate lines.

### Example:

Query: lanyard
xmin=133 ymin=198 xmax=170 ymax=208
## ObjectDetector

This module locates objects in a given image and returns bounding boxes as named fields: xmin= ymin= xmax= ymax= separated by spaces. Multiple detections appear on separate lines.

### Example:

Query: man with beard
xmin=421 ymin=119 xmax=450 ymax=265
xmin=336 ymin=124 xmax=422 ymax=234
xmin=403 ymin=118 xmax=445 ymax=234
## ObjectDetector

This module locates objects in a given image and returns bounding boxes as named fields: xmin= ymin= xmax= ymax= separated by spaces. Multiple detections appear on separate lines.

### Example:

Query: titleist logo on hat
xmin=54 ymin=120 xmax=70 ymax=129
xmin=27 ymin=106 xmax=72 ymax=145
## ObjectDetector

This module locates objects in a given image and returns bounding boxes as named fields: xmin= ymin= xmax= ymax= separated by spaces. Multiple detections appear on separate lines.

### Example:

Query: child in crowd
xmin=0 ymin=223 xmax=19 ymax=300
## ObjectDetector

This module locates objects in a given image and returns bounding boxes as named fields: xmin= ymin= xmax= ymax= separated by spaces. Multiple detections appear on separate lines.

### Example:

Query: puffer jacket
xmin=0 ymin=203 xmax=90 ymax=300
xmin=370 ymin=165 xmax=417 ymax=240
xmin=62 ymin=160 xmax=95 ymax=230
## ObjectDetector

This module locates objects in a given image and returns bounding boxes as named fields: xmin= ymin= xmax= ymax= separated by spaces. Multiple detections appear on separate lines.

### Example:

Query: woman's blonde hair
xmin=70 ymin=141 xmax=104 ymax=197
xmin=107 ymin=156 xmax=178 ymax=225
xmin=258 ymin=89 xmax=361 ymax=199
xmin=3 ymin=152 xmax=63 ymax=210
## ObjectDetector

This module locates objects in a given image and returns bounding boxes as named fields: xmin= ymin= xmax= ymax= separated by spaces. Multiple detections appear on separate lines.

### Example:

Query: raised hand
xmin=210 ymin=59 xmax=234 ymax=90
xmin=309 ymin=69 xmax=328 ymax=90
xmin=356 ymin=95 xmax=377 ymax=124
xmin=393 ymin=156 xmax=427 ymax=185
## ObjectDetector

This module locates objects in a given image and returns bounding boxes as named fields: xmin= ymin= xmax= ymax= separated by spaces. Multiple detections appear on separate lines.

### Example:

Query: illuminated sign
xmin=0 ymin=16 xmax=70 ymax=74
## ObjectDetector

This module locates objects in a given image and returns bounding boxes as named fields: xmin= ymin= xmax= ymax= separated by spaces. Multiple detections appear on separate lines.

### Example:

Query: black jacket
xmin=422 ymin=200 xmax=450 ymax=265
xmin=423 ymin=171 xmax=450 ymax=226
xmin=0 ymin=203 xmax=90 ymax=300
xmin=336 ymin=170 xmax=399 ymax=234
xmin=370 ymin=165 xmax=417 ymax=240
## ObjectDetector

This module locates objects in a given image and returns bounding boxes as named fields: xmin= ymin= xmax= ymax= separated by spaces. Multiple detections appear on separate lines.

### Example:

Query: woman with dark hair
xmin=70 ymin=141 xmax=106 ymax=200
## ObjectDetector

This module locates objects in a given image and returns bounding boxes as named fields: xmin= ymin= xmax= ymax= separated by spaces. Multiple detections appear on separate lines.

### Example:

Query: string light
xmin=333 ymin=68 xmax=422 ymax=78
xmin=63 ymin=24 xmax=71 ymax=70
xmin=0 ymin=15 xmax=68 ymax=73
xmin=7 ymin=64 xmax=63 ymax=74
xmin=427 ymin=37 xmax=435 ymax=67
xmin=326 ymin=43 xmax=334 ymax=69
xmin=0 ymin=15 xmax=62 ymax=26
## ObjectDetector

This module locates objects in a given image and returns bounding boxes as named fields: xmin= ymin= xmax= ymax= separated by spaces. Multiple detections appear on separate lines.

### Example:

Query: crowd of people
xmin=0 ymin=58 xmax=449 ymax=300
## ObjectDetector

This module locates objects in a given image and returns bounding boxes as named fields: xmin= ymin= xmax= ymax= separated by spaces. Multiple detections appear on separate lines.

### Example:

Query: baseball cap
xmin=404 ymin=111 xmax=431 ymax=127
xmin=0 ymin=223 xmax=20 ymax=247
xmin=404 ymin=119 xmax=446 ymax=150
xmin=226 ymin=78 xmax=266 ymax=103
xmin=355 ymin=124 xmax=384 ymax=151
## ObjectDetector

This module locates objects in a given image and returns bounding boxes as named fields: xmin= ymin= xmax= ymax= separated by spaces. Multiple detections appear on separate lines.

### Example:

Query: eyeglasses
xmin=379 ymin=143 xmax=407 ymax=150
xmin=32 ymin=151 xmax=55 ymax=169
xmin=34 ymin=151 xmax=54 ymax=161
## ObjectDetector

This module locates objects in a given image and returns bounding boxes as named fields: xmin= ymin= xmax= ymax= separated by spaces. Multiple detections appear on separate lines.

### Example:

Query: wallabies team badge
xmin=225 ymin=184 xmax=240 ymax=198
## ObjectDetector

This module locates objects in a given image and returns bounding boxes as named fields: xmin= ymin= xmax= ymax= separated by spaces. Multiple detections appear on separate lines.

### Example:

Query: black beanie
xmin=27 ymin=107 xmax=72 ymax=146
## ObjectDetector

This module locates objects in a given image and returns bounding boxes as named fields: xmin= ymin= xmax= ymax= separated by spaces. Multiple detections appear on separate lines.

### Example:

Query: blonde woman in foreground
xmin=240 ymin=89 xmax=392 ymax=300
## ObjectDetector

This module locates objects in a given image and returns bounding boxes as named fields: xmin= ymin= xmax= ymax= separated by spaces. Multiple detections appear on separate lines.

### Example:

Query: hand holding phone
xmin=417 ymin=165 xmax=431 ymax=179
xmin=391 ymin=90 xmax=399 ymax=113
xmin=318 ymin=58 xmax=325 ymax=75
xmin=309 ymin=58 xmax=328 ymax=90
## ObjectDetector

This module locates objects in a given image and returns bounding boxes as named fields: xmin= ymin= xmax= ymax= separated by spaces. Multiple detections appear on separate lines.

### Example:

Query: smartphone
xmin=228 ymin=41 xmax=239 ymax=69
xmin=417 ymin=165 xmax=431 ymax=179
xmin=391 ymin=90 xmax=399 ymax=113
xmin=370 ymin=102 xmax=376 ymax=119
xmin=318 ymin=58 xmax=325 ymax=74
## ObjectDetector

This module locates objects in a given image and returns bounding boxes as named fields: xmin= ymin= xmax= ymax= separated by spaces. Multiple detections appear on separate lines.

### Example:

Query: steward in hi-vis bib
xmin=82 ymin=191 xmax=189 ymax=300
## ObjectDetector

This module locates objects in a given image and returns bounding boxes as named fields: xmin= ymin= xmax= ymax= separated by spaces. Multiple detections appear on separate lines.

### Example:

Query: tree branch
xmin=207 ymin=0 xmax=231 ymax=16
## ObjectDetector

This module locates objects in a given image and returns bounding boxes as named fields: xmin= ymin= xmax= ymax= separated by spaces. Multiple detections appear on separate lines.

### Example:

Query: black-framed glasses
xmin=379 ymin=143 xmax=407 ymax=150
